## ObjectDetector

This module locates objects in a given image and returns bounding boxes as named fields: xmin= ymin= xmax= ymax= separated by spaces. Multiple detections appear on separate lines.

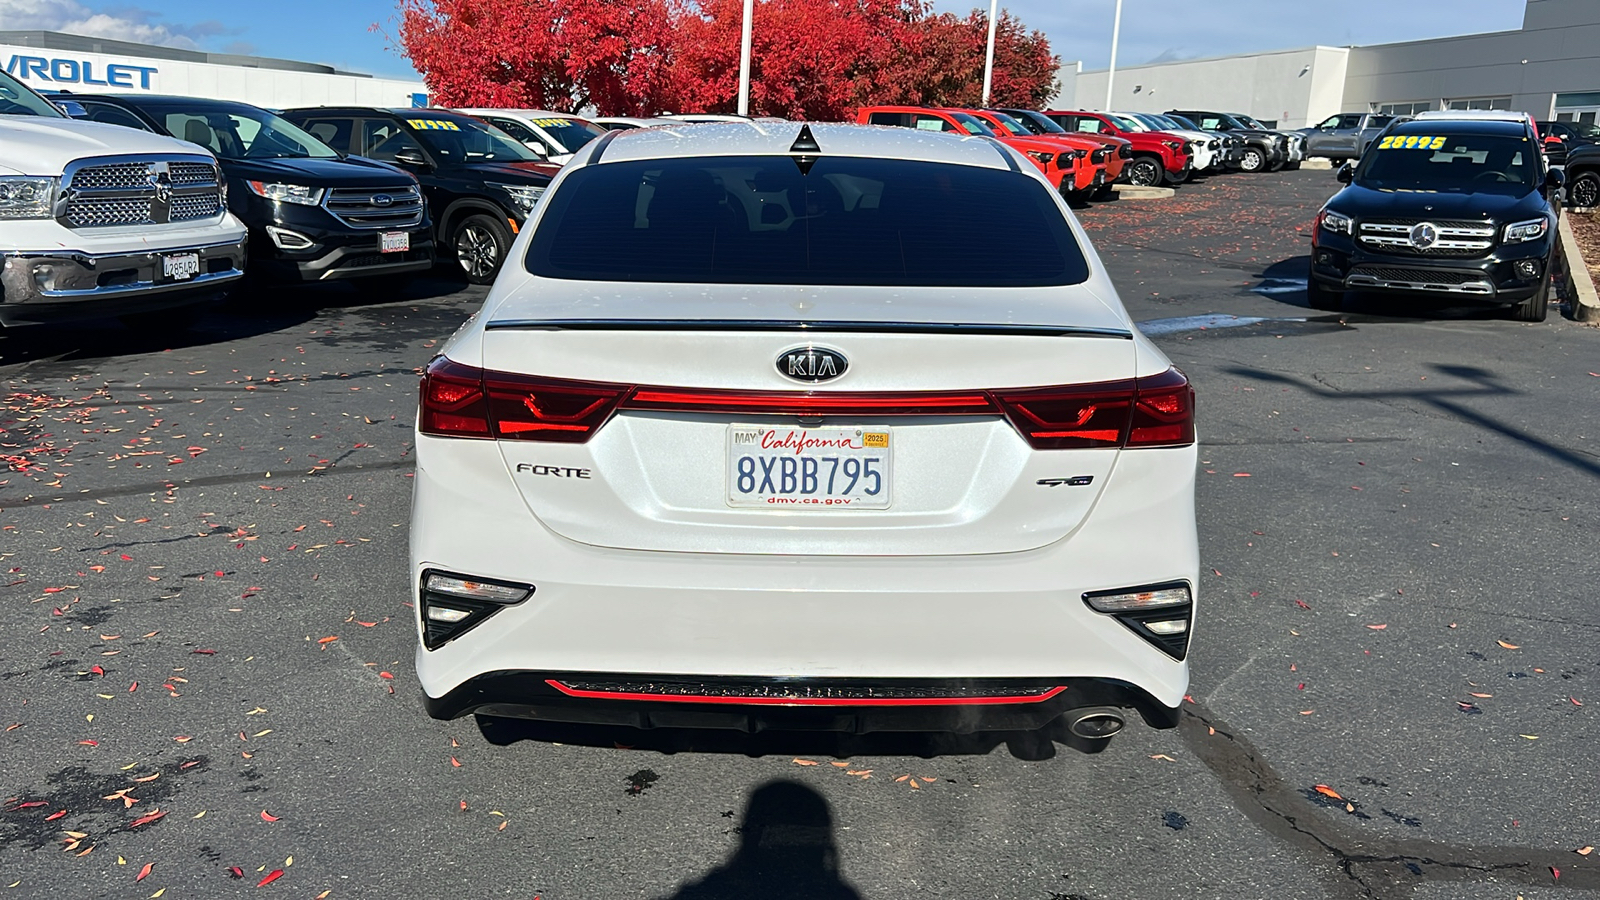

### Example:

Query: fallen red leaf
xmin=450 ymin=757 xmax=462 ymax=768
xmin=78 ymin=740 xmax=98 ymax=746
xmin=136 ymin=862 xmax=153 ymax=882
xmin=129 ymin=809 xmax=166 ymax=827
xmin=191 ymin=649 xmax=216 ymax=655
xmin=259 ymin=809 xmax=279 ymax=822
xmin=1314 ymin=784 xmax=1343 ymax=800
xmin=1294 ymin=599 xmax=1312 ymax=610
xmin=128 ymin=682 xmax=137 ymax=692
xmin=229 ymin=867 xmax=244 ymax=878
xmin=1366 ymin=624 xmax=1388 ymax=630
xmin=379 ymin=672 xmax=394 ymax=680
xmin=316 ymin=636 xmax=338 ymax=644
xmin=45 ymin=809 xmax=67 ymax=821
xmin=90 ymin=665 xmax=104 ymax=676
xmin=257 ymin=868 xmax=283 ymax=887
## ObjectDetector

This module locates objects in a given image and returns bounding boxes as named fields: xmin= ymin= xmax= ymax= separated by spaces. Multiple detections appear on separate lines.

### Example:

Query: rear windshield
xmin=525 ymin=155 xmax=1089 ymax=287
xmin=1356 ymin=133 xmax=1536 ymax=192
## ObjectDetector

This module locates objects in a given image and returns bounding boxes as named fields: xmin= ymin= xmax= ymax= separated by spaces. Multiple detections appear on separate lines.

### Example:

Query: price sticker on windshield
xmin=407 ymin=119 xmax=461 ymax=131
xmin=1377 ymin=135 xmax=1447 ymax=150
xmin=531 ymin=118 xmax=570 ymax=127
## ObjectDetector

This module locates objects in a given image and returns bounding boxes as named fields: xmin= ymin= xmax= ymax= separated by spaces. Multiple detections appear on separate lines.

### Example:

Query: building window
xmin=1375 ymin=100 xmax=1435 ymax=116
xmin=1444 ymin=96 xmax=1512 ymax=111
xmin=1555 ymin=91 xmax=1600 ymax=125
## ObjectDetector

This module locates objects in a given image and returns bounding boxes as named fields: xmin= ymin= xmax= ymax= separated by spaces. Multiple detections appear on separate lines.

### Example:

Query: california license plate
xmin=727 ymin=426 xmax=891 ymax=509
xmin=162 ymin=252 xmax=199 ymax=281
xmin=380 ymin=231 xmax=409 ymax=253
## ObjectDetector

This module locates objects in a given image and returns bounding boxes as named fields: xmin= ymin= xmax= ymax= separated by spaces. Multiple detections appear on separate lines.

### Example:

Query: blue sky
xmin=5 ymin=0 xmax=1530 ymax=82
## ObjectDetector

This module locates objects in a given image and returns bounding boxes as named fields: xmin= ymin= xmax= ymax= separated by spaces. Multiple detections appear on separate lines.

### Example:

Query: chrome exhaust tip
xmin=1066 ymin=707 xmax=1126 ymax=740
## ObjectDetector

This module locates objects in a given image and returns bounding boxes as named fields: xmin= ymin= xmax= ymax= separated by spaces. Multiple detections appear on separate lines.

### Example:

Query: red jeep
xmin=1043 ymin=111 xmax=1192 ymax=187
xmin=856 ymin=106 xmax=1087 ymax=196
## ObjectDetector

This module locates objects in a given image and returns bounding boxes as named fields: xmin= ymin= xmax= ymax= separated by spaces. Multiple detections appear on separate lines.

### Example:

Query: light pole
xmin=981 ymin=0 xmax=999 ymax=106
xmin=1104 ymin=0 xmax=1122 ymax=110
xmin=737 ymin=0 xmax=754 ymax=116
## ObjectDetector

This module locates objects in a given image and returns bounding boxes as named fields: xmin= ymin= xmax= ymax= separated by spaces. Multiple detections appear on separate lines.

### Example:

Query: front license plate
xmin=727 ymin=426 xmax=891 ymax=509
xmin=162 ymin=252 xmax=199 ymax=281
xmin=380 ymin=231 xmax=410 ymax=253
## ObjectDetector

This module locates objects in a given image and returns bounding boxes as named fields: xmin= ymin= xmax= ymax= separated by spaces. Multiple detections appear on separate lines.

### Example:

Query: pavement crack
xmin=1180 ymin=702 xmax=1597 ymax=898
xmin=0 ymin=459 xmax=413 ymax=508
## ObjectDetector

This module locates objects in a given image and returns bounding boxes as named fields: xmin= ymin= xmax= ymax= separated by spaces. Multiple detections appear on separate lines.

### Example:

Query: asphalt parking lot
xmin=3 ymin=166 xmax=1598 ymax=900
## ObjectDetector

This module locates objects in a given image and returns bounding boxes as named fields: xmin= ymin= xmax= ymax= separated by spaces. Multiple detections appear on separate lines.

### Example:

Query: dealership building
xmin=1049 ymin=0 xmax=1600 ymax=129
xmin=0 ymin=30 xmax=427 ymax=109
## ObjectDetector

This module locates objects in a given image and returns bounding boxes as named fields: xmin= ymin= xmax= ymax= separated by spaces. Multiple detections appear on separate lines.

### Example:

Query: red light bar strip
xmin=623 ymin=388 xmax=996 ymax=417
xmin=544 ymin=679 xmax=1067 ymax=707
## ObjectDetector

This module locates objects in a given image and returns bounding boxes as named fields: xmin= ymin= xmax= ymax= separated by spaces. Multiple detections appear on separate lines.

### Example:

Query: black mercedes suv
xmin=1309 ymin=115 xmax=1563 ymax=321
xmin=69 ymin=94 xmax=434 ymax=285
xmin=281 ymin=107 xmax=560 ymax=284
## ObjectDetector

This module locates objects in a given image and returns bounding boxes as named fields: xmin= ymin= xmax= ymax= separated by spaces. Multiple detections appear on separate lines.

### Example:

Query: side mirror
xmin=523 ymin=140 xmax=547 ymax=157
xmin=1545 ymin=168 xmax=1565 ymax=189
xmin=393 ymin=148 xmax=428 ymax=168
xmin=1336 ymin=162 xmax=1355 ymax=184
xmin=52 ymin=99 xmax=88 ymax=118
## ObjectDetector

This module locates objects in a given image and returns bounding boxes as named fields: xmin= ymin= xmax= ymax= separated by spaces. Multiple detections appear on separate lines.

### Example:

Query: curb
xmin=1557 ymin=212 xmax=1600 ymax=323
xmin=1300 ymin=159 xmax=1334 ymax=170
xmin=1112 ymin=184 xmax=1176 ymax=200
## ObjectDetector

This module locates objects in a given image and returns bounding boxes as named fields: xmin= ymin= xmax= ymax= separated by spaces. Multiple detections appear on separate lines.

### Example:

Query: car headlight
xmin=0 ymin=176 xmax=57 ymax=219
xmin=1163 ymin=140 xmax=1184 ymax=151
xmin=490 ymin=182 xmax=547 ymax=213
xmin=1319 ymin=209 xmax=1352 ymax=235
xmin=1503 ymin=217 xmax=1549 ymax=243
xmin=246 ymin=182 xmax=324 ymax=205
xmin=1024 ymin=150 xmax=1056 ymax=164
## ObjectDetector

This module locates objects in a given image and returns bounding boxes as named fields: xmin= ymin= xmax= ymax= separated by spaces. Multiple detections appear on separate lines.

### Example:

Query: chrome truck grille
xmin=323 ymin=186 xmax=426 ymax=229
xmin=57 ymin=154 xmax=225 ymax=229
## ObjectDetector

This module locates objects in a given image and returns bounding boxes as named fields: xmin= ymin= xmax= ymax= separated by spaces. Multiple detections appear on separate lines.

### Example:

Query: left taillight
xmin=419 ymin=357 xmax=491 ymax=438
xmin=419 ymin=357 xmax=627 ymax=443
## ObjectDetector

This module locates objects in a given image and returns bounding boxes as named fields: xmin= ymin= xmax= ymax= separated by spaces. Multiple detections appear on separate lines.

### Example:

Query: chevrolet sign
xmin=4 ymin=55 xmax=158 ymax=89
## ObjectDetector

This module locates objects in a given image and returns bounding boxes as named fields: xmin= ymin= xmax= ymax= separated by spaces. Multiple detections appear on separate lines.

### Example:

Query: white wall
xmin=1051 ymin=46 xmax=1347 ymax=128
xmin=1 ymin=43 xmax=426 ymax=109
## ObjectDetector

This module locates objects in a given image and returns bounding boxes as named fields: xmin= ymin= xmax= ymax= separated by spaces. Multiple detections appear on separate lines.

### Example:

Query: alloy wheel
xmin=1127 ymin=159 xmax=1160 ymax=187
xmin=455 ymin=224 xmax=500 ymax=280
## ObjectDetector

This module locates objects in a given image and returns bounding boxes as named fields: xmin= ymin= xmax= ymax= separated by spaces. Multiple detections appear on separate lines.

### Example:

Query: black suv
xmin=70 ymin=94 xmax=434 ymax=285
xmin=1536 ymin=119 xmax=1600 ymax=167
xmin=1164 ymin=109 xmax=1298 ymax=172
xmin=281 ymin=107 xmax=560 ymax=283
xmin=1309 ymin=116 xmax=1563 ymax=321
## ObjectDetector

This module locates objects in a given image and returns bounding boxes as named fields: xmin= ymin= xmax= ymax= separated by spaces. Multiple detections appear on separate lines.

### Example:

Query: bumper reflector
xmin=420 ymin=569 xmax=534 ymax=649
xmin=1083 ymin=582 xmax=1193 ymax=660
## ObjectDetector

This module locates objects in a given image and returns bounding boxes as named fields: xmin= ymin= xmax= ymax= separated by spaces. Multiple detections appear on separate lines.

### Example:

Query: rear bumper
xmin=424 ymin=671 xmax=1181 ymax=733
xmin=410 ymin=434 xmax=1198 ymax=719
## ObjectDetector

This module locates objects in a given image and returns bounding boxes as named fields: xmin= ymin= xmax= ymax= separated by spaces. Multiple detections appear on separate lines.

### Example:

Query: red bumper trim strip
xmin=543 ymin=680 xmax=1068 ymax=707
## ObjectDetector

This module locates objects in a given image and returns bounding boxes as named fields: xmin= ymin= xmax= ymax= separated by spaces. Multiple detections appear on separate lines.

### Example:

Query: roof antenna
xmin=790 ymin=123 xmax=821 ymax=174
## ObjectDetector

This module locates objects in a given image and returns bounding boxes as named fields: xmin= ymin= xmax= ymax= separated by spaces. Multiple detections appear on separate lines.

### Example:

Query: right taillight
xmin=992 ymin=367 xmax=1193 ymax=450
xmin=1127 ymin=368 xmax=1195 ymax=447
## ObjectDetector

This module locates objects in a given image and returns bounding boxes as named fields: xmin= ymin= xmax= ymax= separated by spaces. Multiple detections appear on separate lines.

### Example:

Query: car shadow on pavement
xmin=1224 ymin=361 xmax=1600 ymax=478
xmin=0 ymin=272 xmax=474 ymax=367
xmin=474 ymin=715 xmax=1091 ymax=761
xmin=653 ymin=781 xmax=863 ymax=900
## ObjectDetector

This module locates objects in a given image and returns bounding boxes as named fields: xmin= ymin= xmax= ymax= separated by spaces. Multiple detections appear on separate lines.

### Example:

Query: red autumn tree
xmin=397 ymin=0 xmax=680 ymax=114
xmin=394 ymin=0 xmax=1057 ymax=119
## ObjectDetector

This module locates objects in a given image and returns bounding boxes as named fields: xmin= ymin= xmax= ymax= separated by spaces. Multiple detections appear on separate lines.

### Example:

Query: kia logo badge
xmin=371 ymin=193 xmax=394 ymax=207
xmin=1409 ymin=221 xmax=1439 ymax=250
xmin=778 ymin=346 xmax=847 ymax=382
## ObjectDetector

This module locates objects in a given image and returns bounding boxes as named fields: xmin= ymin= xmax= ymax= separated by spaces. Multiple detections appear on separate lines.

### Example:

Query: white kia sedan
xmin=410 ymin=121 xmax=1198 ymax=744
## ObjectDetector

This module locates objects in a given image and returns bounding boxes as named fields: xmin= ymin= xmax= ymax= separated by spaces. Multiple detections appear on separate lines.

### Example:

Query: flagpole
xmin=1104 ymin=0 xmax=1122 ymax=110
xmin=737 ymin=0 xmax=754 ymax=115
xmin=981 ymin=0 xmax=999 ymax=106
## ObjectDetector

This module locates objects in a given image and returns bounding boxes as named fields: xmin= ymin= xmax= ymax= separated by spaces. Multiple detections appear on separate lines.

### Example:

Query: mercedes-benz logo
xmin=1408 ymin=221 xmax=1439 ymax=250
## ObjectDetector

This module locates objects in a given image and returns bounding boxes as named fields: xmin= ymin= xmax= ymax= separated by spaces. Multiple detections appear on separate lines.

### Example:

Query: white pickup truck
xmin=0 ymin=71 xmax=247 ymax=328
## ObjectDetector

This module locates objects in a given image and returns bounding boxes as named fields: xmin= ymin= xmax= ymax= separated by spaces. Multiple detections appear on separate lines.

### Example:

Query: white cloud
xmin=0 ymin=0 xmax=216 ymax=50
